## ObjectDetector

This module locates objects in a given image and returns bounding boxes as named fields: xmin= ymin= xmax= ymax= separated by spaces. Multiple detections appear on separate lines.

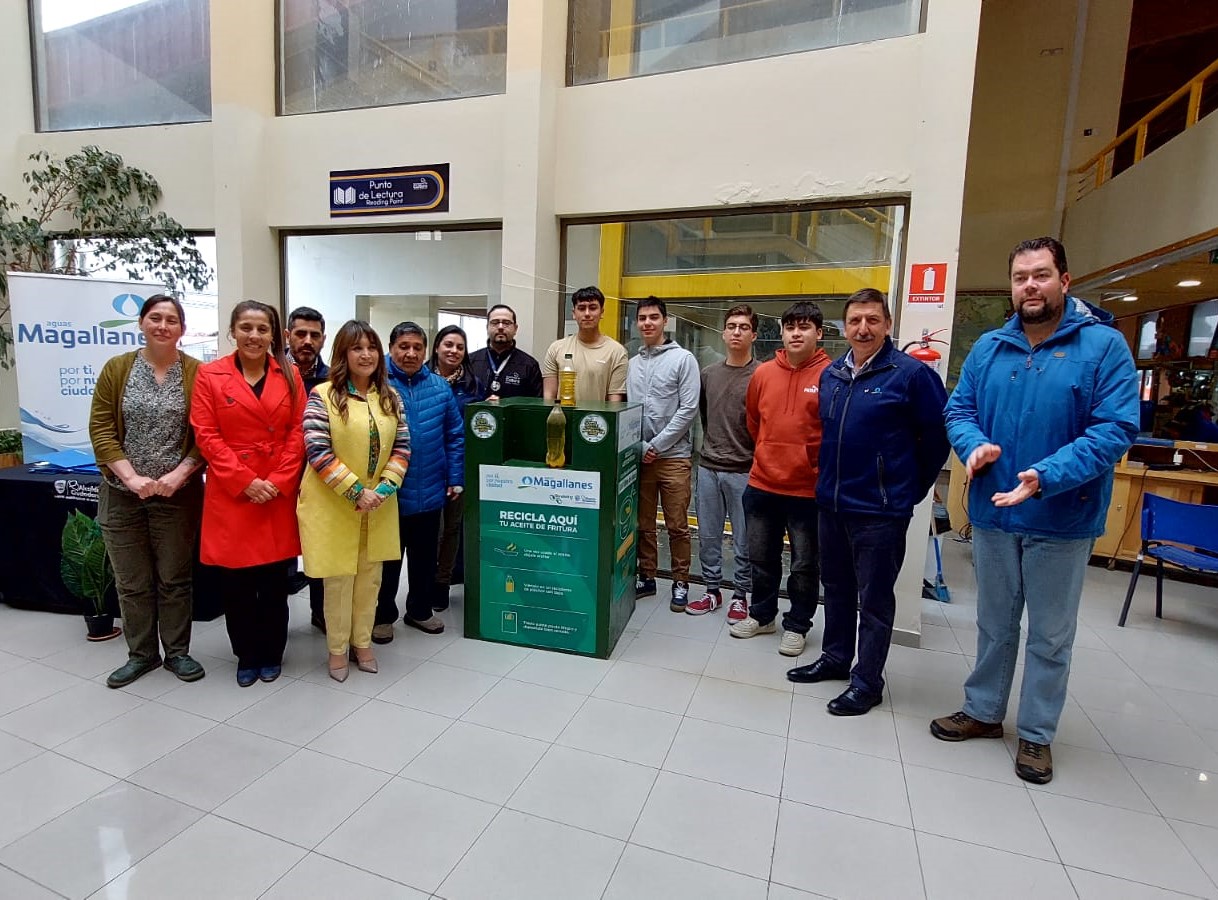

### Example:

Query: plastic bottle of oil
xmin=545 ymin=403 xmax=566 ymax=468
xmin=558 ymin=353 xmax=577 ymax=407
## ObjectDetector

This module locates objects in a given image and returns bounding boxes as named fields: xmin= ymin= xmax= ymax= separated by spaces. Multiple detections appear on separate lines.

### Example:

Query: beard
xmin=1016 ymin=297 xmax=1056 ymax=325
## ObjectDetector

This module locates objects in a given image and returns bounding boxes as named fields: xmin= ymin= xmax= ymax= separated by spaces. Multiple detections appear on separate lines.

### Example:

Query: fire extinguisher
xmin=902 ymin=328 xmax=949 ymax=375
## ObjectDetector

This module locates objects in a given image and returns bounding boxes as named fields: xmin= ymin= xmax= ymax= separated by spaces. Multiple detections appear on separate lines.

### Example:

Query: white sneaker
xmin=779 ymin=630 xmax=806 ymax=657
xmin=729 ymin=616 xmax=777 ymax=639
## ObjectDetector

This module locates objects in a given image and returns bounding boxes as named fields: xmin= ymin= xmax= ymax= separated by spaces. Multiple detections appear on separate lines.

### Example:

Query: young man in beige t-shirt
xmin=542 ymin=286 xmax=628 ymax=404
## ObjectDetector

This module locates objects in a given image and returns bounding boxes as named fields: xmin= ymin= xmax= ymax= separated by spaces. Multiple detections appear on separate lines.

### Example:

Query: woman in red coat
xmin=191 ymin=300 xmax=306 ymax=687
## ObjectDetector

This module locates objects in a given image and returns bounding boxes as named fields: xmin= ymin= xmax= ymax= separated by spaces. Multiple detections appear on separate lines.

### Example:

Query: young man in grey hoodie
xmin=627 ymin=296 xmax=700 ymax=611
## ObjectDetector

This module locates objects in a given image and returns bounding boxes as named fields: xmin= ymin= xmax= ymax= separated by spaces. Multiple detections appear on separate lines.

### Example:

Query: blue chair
xmin=1118 ymin=493 xmax=1218 ymax=626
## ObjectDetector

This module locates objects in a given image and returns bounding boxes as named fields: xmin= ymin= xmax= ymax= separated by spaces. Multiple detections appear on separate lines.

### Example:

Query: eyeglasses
xmin=724 ymin=324 xmax=753 ymax=332
xmin=488 ymin=319 xmax=515 ymax=328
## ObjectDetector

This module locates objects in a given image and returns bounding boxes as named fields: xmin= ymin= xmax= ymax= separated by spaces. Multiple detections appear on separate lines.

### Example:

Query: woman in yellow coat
xmin=298 ymin=321 xmax=410 ymax=681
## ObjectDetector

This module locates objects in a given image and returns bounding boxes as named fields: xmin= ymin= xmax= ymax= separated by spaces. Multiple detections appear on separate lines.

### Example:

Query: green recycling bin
xmin=463 ymin=397 xmax=642 ymax=659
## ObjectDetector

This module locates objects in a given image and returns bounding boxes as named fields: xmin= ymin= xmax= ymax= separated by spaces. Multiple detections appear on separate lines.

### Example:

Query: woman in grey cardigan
xmin=88 ymin=294 xmax=206 ymax=689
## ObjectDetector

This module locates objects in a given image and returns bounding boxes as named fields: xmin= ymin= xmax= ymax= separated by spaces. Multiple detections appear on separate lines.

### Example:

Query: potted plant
xmin=60 ymin=510 xmax=121 ymax=641
xmin=0 ymin=429 xmax=21 ymax=468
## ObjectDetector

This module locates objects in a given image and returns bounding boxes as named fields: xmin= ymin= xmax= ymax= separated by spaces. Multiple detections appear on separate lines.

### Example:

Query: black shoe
xmin=827 ymin=686 xmax=883 ymax=716
xmin=106 ymin=656 xmax=161 ymax=688
xmin=287 ymin=573 xmax=310 ymax=594
xmin=432 ymin=584 xmax=451 ymax=612
xmin=310 ymin=614 xmax=326 ymax=634
xmin=258 ymin=665 xmax=282 ymax=683
xmin=163 ymin=655 xmax=205 ymax=683
xmin=786 ymin=656 xmax=850 ymax=684
xmin=636 ymin=577 xmax=657 ymax=598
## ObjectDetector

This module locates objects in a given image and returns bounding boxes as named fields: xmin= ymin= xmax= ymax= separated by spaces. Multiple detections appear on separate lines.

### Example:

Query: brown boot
xmin=1015 ymin=739 xmax=1053 ymax=784
xmin=930 ymin=710 xmax=1004 ymax=742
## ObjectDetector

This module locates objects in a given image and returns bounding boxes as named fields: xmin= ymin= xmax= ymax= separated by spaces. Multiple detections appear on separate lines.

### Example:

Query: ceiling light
xmin=1121 ymin=294 xmax=1138 ymax=302
xmin=1178 ymin=279 xmax=1202 ymax=287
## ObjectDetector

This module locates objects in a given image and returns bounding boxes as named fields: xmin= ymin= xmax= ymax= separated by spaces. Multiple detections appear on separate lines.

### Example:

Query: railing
xmin=1070 ymin=57 xmax=1218 ymax=204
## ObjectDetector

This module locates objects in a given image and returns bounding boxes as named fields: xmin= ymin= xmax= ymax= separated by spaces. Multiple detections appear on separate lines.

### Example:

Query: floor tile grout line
xmin=1066 ymin=860 xmax=1215 ymax=900
xmin=1163 ymin=817 xmax=1218 ymax=896
xmin=0 ymin=847 xmax=72 ymax=898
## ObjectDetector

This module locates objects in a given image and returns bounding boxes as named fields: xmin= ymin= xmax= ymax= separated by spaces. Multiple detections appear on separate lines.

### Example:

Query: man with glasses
xmin=468 ymin=304 xmax=542 ymax=399
xmin=687 ymin=305 xmax=758 ymax=620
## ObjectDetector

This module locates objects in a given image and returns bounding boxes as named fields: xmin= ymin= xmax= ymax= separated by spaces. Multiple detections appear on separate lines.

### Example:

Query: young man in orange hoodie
xmin=729 ymin=301 xmax=832 ymax=657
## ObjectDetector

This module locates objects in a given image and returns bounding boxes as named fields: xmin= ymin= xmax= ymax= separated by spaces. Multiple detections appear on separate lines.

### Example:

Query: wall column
xmin=498 ymin=0 xmax=567 ymax=357
xmin=892 ymin=0 xmax=983 ymax=646
xmin=209 ymin=3 xmax=279 ymax=334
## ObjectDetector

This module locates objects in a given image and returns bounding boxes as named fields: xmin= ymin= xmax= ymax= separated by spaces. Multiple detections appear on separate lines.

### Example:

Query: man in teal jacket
xmin=930 ymin=237 xmax=1138 ymax=784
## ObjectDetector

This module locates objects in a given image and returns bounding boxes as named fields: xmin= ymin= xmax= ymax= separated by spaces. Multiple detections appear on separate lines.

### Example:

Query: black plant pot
xmin=84 ymin=614 xmax=122 ymax=642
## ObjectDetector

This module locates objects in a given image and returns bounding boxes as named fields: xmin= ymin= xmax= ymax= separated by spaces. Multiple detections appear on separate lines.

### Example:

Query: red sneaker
xmin=686 ymin=590 xmax=722 ymax=616
xmin=726 ymin=595 xmax=748 ymax=624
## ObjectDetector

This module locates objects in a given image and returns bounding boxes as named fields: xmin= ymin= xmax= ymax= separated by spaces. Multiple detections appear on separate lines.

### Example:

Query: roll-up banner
xmin=8 ymin=272 xmax=164 ymax=465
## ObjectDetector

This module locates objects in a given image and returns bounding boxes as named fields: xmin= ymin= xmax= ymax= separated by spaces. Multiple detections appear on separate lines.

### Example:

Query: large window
xmin=283 ymin=228 xmax=502 ymax=354
xmin=569 ymin=0 xmax=922 ymax=84
xmin=30 ymin=0 xmax=211 ymax=131
xmin=563 ymin=202 xmax=906 ymax=581
xmin=279 ymin=0 xmax=508 ymax=115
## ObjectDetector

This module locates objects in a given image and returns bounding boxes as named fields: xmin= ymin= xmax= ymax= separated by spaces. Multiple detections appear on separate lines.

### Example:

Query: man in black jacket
xmin=468 ymin=304 xmax=542 ymax=399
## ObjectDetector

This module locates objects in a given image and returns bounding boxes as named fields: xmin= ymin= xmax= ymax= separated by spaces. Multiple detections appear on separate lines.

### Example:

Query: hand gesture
xmin=355 ymin=489 xmax=381 ymax=512
xmin=155 ymin=468 xmax=188 ymax=498
xmin=126 ymin=474 xmax=159 ymax=500
xmin=243 ymin=478 xmax=278 ymax=504
xmin=966 ymin=443 xmax=1001 ymax=478
xmin=992 ymin=469 xmax=1040 ymax=507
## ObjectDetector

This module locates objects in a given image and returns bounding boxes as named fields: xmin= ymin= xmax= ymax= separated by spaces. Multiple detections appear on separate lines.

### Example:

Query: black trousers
xmin=221 ymin=560 xmax=290 ymax=669
xmin=375 ymin=508 xmax=443 ymax=624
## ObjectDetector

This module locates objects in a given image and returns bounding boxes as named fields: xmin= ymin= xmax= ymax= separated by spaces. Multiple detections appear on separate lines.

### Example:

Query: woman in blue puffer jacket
xmin=428 ymin=325 xmax=487 ymax=611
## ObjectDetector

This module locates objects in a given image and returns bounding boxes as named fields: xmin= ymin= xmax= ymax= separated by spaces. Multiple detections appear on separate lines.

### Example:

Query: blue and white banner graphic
xmin=10 ymin=273 xmax=164 ymax=464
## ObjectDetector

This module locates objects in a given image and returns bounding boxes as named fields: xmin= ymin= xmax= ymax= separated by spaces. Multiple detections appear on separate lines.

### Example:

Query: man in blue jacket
xmin=930 ymin=238 xmax=1138 ymax=784
xmin=787 ymin=289 xmax=949 ymax=716
xmin=372 ymin=322 xmax=464 ymax=641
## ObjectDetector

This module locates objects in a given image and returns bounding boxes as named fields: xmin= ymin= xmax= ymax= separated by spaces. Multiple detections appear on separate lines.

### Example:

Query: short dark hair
xmin=781 ymin=301 xmax=824 ymax=330
xmin=389 ymin=321 xmax=427 ymax=348
xmin=843 ymin=288 xmax=891 ymax=321
xmin=488 ymin=304 xmax=517 ymax=323
xmin=139 ymin=293 xmax=186 ymax=326
xmin=1009 ymin=237 xmax=1068 ymax=277
xmin=571 ymin=286 xmax=605 ymax=308
xmin=637 ymin=295 xmax=667 ymax=319
xmin=287 ymin=306 xmax=325 ymax=331
xmin=724 ymin=303 xmax=758 ymax=332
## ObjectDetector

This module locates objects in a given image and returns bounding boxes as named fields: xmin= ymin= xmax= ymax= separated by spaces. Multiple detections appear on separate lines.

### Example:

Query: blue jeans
xmin=963 ymin=528 xmax=1094 ymax=744
xmin=743 ymin=486 xmax=818 ymax=634
xmin=819 ymin=509 xmax=909 ymax=697
xmin=695 ymin=467 xmax=751 ymax=594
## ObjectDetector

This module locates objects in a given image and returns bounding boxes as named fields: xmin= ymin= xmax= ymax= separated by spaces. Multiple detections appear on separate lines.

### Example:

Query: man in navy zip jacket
xmin=930 ymin=238 xmax=1137 ymax=784
xmin=788 ymin=288 xmax=949 ymax=718
xmin=372 ymin=322 xmax=464 ymax=641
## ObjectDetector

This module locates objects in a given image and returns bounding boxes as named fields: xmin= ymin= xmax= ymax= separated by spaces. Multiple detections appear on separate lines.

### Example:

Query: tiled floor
xmin=1 ymin=538 xmax=1217 ymax=898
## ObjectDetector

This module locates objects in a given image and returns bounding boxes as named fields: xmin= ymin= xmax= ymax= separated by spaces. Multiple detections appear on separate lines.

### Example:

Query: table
xmin=0 ymin=466 xmax=221 ymax=619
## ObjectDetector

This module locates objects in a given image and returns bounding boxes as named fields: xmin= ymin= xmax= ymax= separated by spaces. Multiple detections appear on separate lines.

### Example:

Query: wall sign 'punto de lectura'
xmin=328 ymin=163 xmax=449 ymax=217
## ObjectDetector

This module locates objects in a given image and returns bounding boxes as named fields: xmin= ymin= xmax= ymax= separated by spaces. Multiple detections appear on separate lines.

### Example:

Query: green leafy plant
xmin=0 ymin=429 xmax=19 ymax=455
xmin=60 ymin=510 xmax=114 ymax=617
xmin=0 ymin=145 xmax=212 ymax=368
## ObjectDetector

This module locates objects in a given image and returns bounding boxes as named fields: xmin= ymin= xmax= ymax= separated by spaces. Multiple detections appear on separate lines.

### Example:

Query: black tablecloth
xmin=0 ymin=466 xmax=221 ymax=620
